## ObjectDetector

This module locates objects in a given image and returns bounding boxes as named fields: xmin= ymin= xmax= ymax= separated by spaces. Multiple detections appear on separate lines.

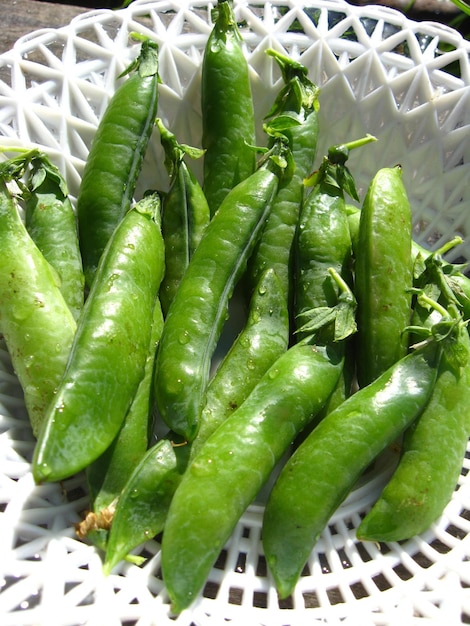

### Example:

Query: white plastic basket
xmin=0 ymin=1 xmax=469 ymax=624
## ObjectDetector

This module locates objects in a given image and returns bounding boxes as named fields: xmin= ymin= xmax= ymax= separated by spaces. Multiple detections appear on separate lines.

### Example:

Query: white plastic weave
xmin=0 ymin=1 xmax=469 ymax=624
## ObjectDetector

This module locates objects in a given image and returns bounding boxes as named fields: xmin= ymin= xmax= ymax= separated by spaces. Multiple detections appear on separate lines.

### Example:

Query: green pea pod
xmin=293 ymin=139 xmax=373 ymax=419
xmin=0 ymin=177 xmax=77 ymax=437
xmin=32 ymin=193 xmax=165 ymax=483
xmin=355 ymin=166 xmax=413 ymax=387
xmin=77 ymin=39 xmax=159 ymax=286
xmin=0 ymin=149 xmax=84 ymax=320
xmin=154 ymin=142 xmax=287 ymax=441
xmin=190 ymin=266 xmax=290 ymax=459
xmin=262 ymin=340 xmax=440 ymax=600
xmin=247 ymin=49 xmax=320 ymax=303
xmin=161 ymin=340 xmax=344 ymax=614
xmin=357 ymin=321 xmax=470 ymax=542
xmin=78 ymin=296 xmax=165 ymax=549
xmin=348 ymin=204 xmax=470 ymax=324
xmin=156 ymin=118 xmax=210 ymax=315
xmin=295 ymin=152 xmax=353 ymax=320
xmin=201 ymin=0 xmax=256 ymax=216
xmin=24 ymin=153 xmax=85 ymax=320
xmin=103 ymin=266 xmax=289 ymax=572
xmin=102 ymin=434 xmax=189 ymax=574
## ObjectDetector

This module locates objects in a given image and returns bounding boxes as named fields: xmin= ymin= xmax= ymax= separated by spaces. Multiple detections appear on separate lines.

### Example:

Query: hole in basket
xmin=228 ymin=587 xmax=243 ymax=605
xmin=203 ymin=580 xmax=219 ymax=600
xmin=242 ymin=526 xmax=250 ymax=539
xmin=329 ymin=523 xmax=339 ymax=536
xmin=235 ymin=552 xmax=246 ymax=573
xmin=327 ymin=586 xmax=345 ymax=605
xmin=304 ymin=7 xmax=321 ymax=28
xmin=256 ymin=554 xmax=267 ymax=577
xmin=253 ymin=590 xmax=268 ymax=608
xmin=337 ymin=548 xmax=352 ymax=569
xmin=372 ymin=572 xmax=393 ymax=591
xmin=393 ymin=563 xmax=414 ymax=581
xmin=446 ymin=523 xmax=467 ymax=541
xmin=429 ymin=537 xmax=452 ymax=555
xmin=350 ymin=580 xmax=369 ymax=600
xmin=411 ymin=550 xmax=433 ymax=569
xmin=213 ymin=548 xmax=227 ymax=570
xmin=328 ymin=11 xmax=357 ymax=42
xmin=319 ymin=552 xmax=331 ymax=574
xmin=303 ymin=590 xmax=320 ymax=608
xmin=355 ymin=541 xmax=373 ymax=563
xmin=286 ymin=16 xmax=305 ymax=34
xmin=359 ymin=17 xmax=378 ymax=38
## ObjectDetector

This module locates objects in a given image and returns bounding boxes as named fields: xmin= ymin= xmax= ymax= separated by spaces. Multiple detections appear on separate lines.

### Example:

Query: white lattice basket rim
xmin=1 ymin=1 xmax=470 ymax=625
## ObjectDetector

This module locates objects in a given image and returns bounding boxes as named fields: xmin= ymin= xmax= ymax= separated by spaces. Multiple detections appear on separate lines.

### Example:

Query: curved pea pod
xmin=201 ymin=0 xmax=256 ymax=216
xmin=0 ymin=177 xmax=77 ymax=437
xmin=32 ymin=193 xmax=165 ymax=484
xmin=76 ymin=39 xmax=159 ymax=286
xmin=103 ymin=267 xmax=289 ymax=571
xmin=357 ymin=326 xmax=470 ymax=542
xmin=261 ymin=341 xmax=440 ymax=600
xmin=102 ymin=434 xmax=189 ymax=573
xmin=354 ymin=166 xmax=413 ymax=387
xmin=247 ymin=49 xmax=320 ymax=303
xmin=154 ymin=145 xmax=287 ymax=441
xmin=23 ymin=152 xmax=85 ymax=320
xmin=77 ymin=298 xmax=165 ymax=549
xmin=160 ymin=340 xmax=344 ymax=613
xmin=156 ymin=118 xmax=210 ymax=315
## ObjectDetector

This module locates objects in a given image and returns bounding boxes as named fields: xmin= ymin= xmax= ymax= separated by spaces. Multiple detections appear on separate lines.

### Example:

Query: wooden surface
xmin=0 ymin=0 xmax=86 ymax=54
xmin=1 ymin=0 xmax=464 ymax=57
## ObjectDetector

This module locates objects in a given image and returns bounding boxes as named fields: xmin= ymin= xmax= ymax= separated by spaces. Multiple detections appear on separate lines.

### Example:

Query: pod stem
xmin=327 ymin=134 xmax=377 ymax=165
xmin=265 ymin=48 xmax=320 ymax=117
xmin=156 ymin=118 xmax=205 ymax=179
xmin=296 ymin=268 xmax=357 ymax=343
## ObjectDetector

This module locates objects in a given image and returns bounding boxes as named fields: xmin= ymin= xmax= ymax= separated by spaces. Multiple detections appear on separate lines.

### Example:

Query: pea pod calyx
xmin=295 ymin=267 xmax=357 ymax=343
xmin=304 ymin=135 xmax=376 ymax=200
xmin=264 ymin=48 xmax=320 ymax=120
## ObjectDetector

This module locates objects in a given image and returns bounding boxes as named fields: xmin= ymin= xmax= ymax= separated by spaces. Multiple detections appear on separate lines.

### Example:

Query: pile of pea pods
xmin=1 ymin=0 xmax=469 ymax=613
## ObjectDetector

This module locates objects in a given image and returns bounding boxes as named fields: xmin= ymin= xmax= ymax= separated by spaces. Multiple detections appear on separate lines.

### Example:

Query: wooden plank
xmin=0 ymin=0 xmax=85 ymax=54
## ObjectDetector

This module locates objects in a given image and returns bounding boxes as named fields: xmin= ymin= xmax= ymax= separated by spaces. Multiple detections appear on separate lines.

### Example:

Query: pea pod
xmin=357 ymin=302 xmax=470 ymax=542
xmin=102 ymin=434 xmax=189 ymax=573
xmin=76 ymin=39 xmax=159 ymax=286
xmin=161 ymin=339 xmax=344 ymax=613
xmin=77 ymin=292 xmax=165 ymax=550
xmin=247 ymin=49 xmax=320 ymax=303
xmin=32 ymin=193 xmax=165 ymax=483
xmin=153 ymin=140 xmax=287 ymax=441
xmin=293 ymin=138 xmax=373 ymax=418
xmin=354 ymin=166 xmax=413 ymax=386
xmin=103 ymin=267 xmax=289 ymax=572
xmin=201 ymin=0 xmax=256 ymax=216
xmin=294 ymin=139 xmax=373 ymax=323
xmin=190 ymin=266 xmax=290 ymax=458
xmin=0 ymin=150 xmax=84 ymax=320
xmin=0 ymin=177 xmax=76 ymax=437
xmin=156 ymin=118 xmax=210 ymax=315
xmin=349 ymin=201 xmax=470 ymax=328
xmin=262 ymin=340 xmax=440 ymax=600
